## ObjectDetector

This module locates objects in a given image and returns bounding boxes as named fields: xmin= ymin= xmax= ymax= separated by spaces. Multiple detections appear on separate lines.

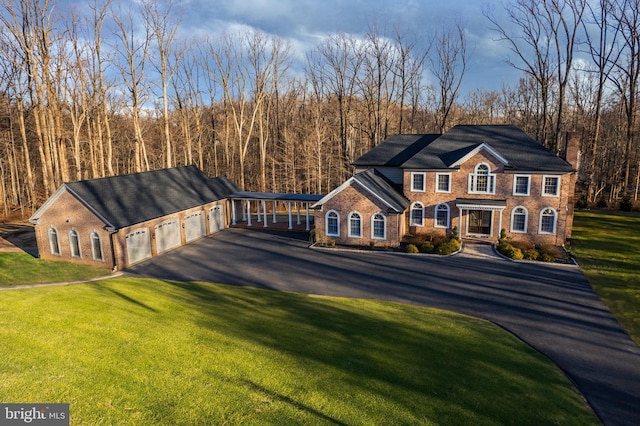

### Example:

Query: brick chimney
xmin=563 ymin=131 xmax=580 ymax=170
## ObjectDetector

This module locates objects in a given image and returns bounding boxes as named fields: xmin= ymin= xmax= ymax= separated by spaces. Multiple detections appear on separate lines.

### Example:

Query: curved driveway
xmin=127 ymin=228 xmax=640 ymax=426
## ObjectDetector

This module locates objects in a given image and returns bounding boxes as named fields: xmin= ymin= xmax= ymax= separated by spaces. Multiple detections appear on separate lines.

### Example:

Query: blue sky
xmin=178 ymin=0 xmax=523 ymax=96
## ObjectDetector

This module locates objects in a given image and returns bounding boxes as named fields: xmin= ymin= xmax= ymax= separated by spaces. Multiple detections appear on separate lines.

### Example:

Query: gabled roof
xmin=313 ymin=168 xmax=409 ymax=213
xmin=30 ymin=166 xmax=240 ymax=229
xmin=401 ymin=125 xmax=575 ymax=172
xmin=352 ymin=134 xmax=440 ymax=167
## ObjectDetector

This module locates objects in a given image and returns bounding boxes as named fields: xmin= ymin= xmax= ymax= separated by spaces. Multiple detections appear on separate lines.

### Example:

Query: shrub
xmin=596 ymin=198 xmax=608 ymax=208
xmin=451 ymin=226 xmax=459 ymax=240
xmin=437 ymin=238 xmax=461 ymax=255
xmin=328 ymin=240 xmax=336 ymax=248
xmin=369 ymin=241 xmax=376 ymax=249
xmin=523 ymin=248 xmax=540 ymax=261
xmin=419 ymin=241 xmax=434 ymax=253
xmin=405 ymin=244 xmax=419 ymax=254
xmin=620 ymin=195 xmax=633 ymax=212
xmin=497 ymin=241 xmax=522 ymax=260
xmin=540 ymin=253 xmax=555 ymax=262
xmin=575 ymin=197 xmax=588 ymax=209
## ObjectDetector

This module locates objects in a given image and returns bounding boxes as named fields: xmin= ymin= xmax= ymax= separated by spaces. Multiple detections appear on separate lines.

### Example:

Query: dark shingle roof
xmin=65 ymin=165 xmax=239 ymax=229
xmin=353 ymin=168 xmax=410 ymax=212
xmin=352 ymin=134 xmax=440 ymax=167
xmin=401 ymin=125 xmax=575 ymax=172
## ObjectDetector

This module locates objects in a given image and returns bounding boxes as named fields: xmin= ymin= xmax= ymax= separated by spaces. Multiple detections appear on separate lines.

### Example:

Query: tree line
xmin=0 ymin=0 xmax=638 ymax=218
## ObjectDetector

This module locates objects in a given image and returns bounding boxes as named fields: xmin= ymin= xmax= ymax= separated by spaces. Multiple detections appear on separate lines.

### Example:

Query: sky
xmin=177 ymin=0 xmax=524 ymax=97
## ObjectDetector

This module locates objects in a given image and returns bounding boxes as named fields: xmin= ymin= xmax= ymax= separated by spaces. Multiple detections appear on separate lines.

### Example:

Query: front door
xmin=468 ymin=210 xmax=492 ymax=236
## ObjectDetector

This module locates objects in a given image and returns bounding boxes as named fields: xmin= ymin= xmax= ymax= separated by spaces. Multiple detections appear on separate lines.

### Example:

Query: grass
xmin=571 ymin=209 xmax=640 ymax=344
xmin=0 ymin=279 xmax=597 ymax=425
xmin=0 ymin=252 xmax=110 ymax=286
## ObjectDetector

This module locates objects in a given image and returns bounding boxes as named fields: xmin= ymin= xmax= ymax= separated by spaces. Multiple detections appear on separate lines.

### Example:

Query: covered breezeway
xmin=229 ymin=192 xmax=324 ymax=232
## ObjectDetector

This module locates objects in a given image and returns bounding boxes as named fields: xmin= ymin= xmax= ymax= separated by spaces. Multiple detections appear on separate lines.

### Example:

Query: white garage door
xmin=126 ymin=228 xmax=152 ymax=265
xmin=185 ymin=211 xmax=206 ymax=242
xmin=209 ymin=205 xmax=225 ymax=233
xmin=155 ymin=219 xmax=181 ymax=254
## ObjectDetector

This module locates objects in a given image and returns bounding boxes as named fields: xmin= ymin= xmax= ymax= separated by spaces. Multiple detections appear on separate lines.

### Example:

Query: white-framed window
xmin=542 ymin=176 xmax=560 ymax=196
xmin=326 ymin=210 xmax=340 ymax=237
xmin=411 ymin=172 xmax=426 ymax=192
xmin=348 ymin=211 xmax=362 ymax=238
xmin=435 ymin=173 xmax=451 ymax=193
xmin=371 ymin=212 xmax=386 ymax=239
xmin=511 ymin=206 xmax=528 ymax=233
xmin=513 ymin=175 xmax=531 ymax=196
xmin=91 ymin=231 xmax=103 ymax=261
xmin=69 ymin=229 xmax=81 ymax=258
xmin=48 ymin=226 xmax=60 ymax=255
xmin=539 ymin=208 xmax=557 ymax=234
xmin=468 ymin=163 xmax=495 ymax=194
xmin=410 ymin=202 xmax=424 ymax=226
xmin=435 ymin=203 xmax=450 ymax=228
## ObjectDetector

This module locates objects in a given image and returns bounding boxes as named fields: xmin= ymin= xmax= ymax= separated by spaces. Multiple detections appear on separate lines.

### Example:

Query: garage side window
xmin=48 ymin=226 xmax=60 ymax=255
xmin=91 ymin=231 xmax=103 ymax=261
xmin=348 ymin=212 xmax=362 ymax=238
xmin=69 ymin=229 xmax=81 ymax=258
xmin=326 ymin=210 xmax=339 ymax=237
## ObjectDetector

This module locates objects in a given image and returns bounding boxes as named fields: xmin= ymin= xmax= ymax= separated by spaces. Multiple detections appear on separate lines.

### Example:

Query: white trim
xmin=410 ymin=172 xmax=426 ymax=192
xmin=434 ymin=203 xmax=450 ymax=229
xmin=539 ymin=207 xmax=557 ymax=234
xmin=510 ymin=206 xmax=528 ymax=233
xmin=313 ymin=174 xmax=402 ymax=213
xmin=468 ymin=163 xmax=496 ymax=194
xmin=371 ymin=212 xmax=386 ymax=240
xmin=450 ymin=142 xmax=509 ymax=167
xmin=513 ymin=175 xmax=531 ymax=196
xmin=326 ymin=210 xmax=340 ymax=237
xmin=347 ymin=211 xmax=363 ymax=238
xmin=542 ymin=175 xmax=561 ymax=197
xmin=435 ymin=173 xmax=451 ymax=193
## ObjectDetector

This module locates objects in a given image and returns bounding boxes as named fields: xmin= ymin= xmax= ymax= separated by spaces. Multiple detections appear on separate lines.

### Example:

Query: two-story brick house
xmin=313 ymin=124 xmax=578 ymax=248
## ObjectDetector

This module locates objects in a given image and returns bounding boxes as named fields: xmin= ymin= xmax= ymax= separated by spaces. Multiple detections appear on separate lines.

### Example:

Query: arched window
xmin=348 ymin=212 xmax=362 ymax=238
xmin=435 ymin=203 xmax=450 ymax=228
xmin=326 ymin=210 xmax=339 ymax=237
xmin=48 ymin=227 xmax=60 ymax=255
xmin=469 ymin=163 xmax=495 ymax=194
xmin=371 ymin=213 xmax=386 ymax=239
xmin=410 ymin=202 xmax=424 ymax=227
xmin=91 ymin=231 xmax=103 ymax=261
xmin=69 ymin=229 xmax=81 ymax=258
xmin=511 ymin=206 xmax=528 ymax=233
xmin=539 ymin=208 xmax=556 ymax=234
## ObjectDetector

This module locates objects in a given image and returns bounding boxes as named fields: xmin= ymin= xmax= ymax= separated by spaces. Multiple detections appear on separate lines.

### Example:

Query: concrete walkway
xmin=126 ymin=229 xmax=640 ymax=425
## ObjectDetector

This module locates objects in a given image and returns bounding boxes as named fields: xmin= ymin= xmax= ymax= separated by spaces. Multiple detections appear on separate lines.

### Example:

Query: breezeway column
xmin=288 ymin=201 xmax=293 ymax=230
xmin=263 ymin=200 xmax=268 ymax=228
xmin=273 ymin=201 xmax=277 ymax=223
xmin=232 ymin=199 xmax=237 ymax=225
xmin=305 ymin=202 xmax=310 ymax=231
xmin=257 ymin=200 xmax=261 ymax=222
xmin=242 ymin=200 xmax=247 ymax=221
xmin=296 ymin=202 xmax=301 ymax=225
xmin=247 ymin=200 xmax=252 ymax=226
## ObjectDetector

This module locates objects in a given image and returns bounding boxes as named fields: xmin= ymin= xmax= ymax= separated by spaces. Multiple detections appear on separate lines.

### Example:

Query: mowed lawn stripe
xmin=0 ymin=279 xmax=597 ymax=425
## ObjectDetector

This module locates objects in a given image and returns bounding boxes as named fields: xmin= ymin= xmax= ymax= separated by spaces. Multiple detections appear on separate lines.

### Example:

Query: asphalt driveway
xmin=127 ymin=228 xmax=640 ymax=426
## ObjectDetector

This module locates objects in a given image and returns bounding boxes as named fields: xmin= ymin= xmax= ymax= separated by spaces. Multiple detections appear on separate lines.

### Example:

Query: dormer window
xmin=468 ymin=163 xmax=495 ymax=194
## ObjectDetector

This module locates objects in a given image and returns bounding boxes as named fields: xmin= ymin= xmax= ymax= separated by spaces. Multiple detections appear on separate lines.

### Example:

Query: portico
xmin=456 ymin=198 xmax=507 ymax=240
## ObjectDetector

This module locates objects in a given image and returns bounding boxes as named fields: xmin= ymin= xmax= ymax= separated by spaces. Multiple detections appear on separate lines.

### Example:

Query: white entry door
xmin=155 ymin=219 xmax=181 ymax=254
xmin=126 ymin=228 xmax=152 ymax=265
xmin=209 ymin=205 xmax=225 ymax=233
xmin=184 ymin=211 xmax=206 ymax=242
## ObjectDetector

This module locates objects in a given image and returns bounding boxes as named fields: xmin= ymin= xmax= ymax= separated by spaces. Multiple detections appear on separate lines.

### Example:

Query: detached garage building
xmin=29 ymin=166 xmax=239 ymax=270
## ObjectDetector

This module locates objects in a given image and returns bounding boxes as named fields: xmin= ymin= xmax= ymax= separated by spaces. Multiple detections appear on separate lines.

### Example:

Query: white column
xmin=257 ymin=200 xmax=261 ymax=222
xmin=247 ymin=201 xmax=252 ymax=226
xmin=305 ymin=202 xmax=310 ymax=231
xmin=296 ymin=202 xmax=301 ymax=225
xmin=458 ymin=208 xmax=462 ymax=237
xmin=288 ymin=201 xmax=293 ymax=230
xmin=242 ymin=200 xmax=247 ymax=221
xmin=498 ymin=209 xmax=503 ymax=239
xmin=232 ymin=199 xmax=237 ymax=225
xmin=263 ymin=200 xmax=268 ymax=227
xmin=272 ymin=201 xmax=277 ymax=223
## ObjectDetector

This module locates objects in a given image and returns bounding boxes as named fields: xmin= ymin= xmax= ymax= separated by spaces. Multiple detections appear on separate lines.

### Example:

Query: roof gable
xmin=446 ymin=142 xmax=509 ymax=167
xmin=313 ymin=168 xmax=409 ymax=213
xmin=31 ymin=166 xmax=239 ymax=229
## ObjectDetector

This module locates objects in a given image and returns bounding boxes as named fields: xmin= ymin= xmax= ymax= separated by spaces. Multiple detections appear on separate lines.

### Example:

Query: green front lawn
xmin=0 ymin=252 xmax=110 ymax=286
xmin=0 ymin=279 xmax=596 ymax=425
xmin=571 ymin=210 xmax=640 ymax=343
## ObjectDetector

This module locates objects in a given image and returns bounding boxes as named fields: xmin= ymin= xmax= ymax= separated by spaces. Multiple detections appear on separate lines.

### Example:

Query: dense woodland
xmin=0 ymin=0 xmax=639 ymax=218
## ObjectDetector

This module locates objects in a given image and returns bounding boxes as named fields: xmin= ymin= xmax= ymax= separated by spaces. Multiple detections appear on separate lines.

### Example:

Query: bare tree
xmin=428 ymin=22 xmax=469 ymax=133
